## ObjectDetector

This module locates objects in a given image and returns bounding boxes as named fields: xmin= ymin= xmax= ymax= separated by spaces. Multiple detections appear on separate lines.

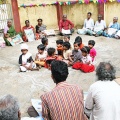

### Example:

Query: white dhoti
xmin=20 ymin=62 xmax=36 ymax=72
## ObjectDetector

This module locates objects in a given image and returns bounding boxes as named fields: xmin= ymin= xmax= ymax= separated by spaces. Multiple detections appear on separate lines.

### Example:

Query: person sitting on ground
xmin=59 ymin=14 xmax=74 ymax=35
xmin=70 ymin=42 xmax=82 ymax=65
xmin=88 ymin=40 xmax=97 ymax=62
xmin=22 ymin=20 xmax=36 ymax=42
xmin=85 ymin=62 xmax=120 ymax=120
xmin=56 ymin=39 xmax=64 ymax=60
xmin=87 ymin=15 xmax=106 ymax=37
xmin=19 ymin=43 xmax=36 ymax=72
xmin=0 ymin=94 xmax=42 ymax=120
xmin=75 ymin=36 xmax=84 ymax=50
xmin=63 ymin=34 xmax=70 ymax=42
xmin=41 ymin=37 xmax=48 ymax=51
xmin=35 ymin=44 xmax=47 ymax=68
xmin=4 ymin=20 xmax=16 ymax=46
xmin=35 ymin=19 xmax=47 ymax=38
xmin=103 ymin=17 xmax=120 ymax=38
xmin=78 ymin=12 xmax=94 ymax=35
xmin=62 ymin=41 xmax=73 ymax=65
xmin=39 ymin=60 xmax=87 ymax=120
xmin=73 ymin=46 xmax=95 ymax=73
xmin=45 ymin=47 xmax=58 ymax=69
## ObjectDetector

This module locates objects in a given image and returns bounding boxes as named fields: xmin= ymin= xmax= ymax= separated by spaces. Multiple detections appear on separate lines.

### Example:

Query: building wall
xmin=105 ymin=2 xmax=120 ymax=26
xmin=19 ymin=6 xmax=58 ymax=29
xmin=62 ymin=3 xmax=98 ymax=29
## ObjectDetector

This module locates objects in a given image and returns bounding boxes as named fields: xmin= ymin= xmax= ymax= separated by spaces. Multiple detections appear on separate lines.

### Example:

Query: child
xmin=63 ymin=35 xmax=70 ymax=42
xmin=41 ymin=37 xmax=48 ymax=51
xmin=56 ymin=40 xmax=64 ymax=60
xmin=63 ymin=42 xmax=72 ymax=65
xmin=19 ymin=44 xmax=36 ymax=72
xmin=72 ymin=46 xmax=95 ymax=73
xmin=71 ymin=42 xmax=82 ymax=64
xmin=81 ymin=46 xmax=92 ymax=65
xmin=35 ymin=44 xmax=47 ymax=68
xmin=75 ymin=36 xmax=84 ymax=50
xmin=45 ymin=47 xmax=58 ymax=69
xmin=88 ymin=40 xmax=97 ymax=62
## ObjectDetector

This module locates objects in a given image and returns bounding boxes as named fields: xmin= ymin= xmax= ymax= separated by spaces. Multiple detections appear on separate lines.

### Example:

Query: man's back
xmin=41 ymin=82 xmax=87 ymax=120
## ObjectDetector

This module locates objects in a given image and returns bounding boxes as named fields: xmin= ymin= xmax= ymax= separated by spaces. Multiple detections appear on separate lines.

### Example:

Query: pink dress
xmin=90 ymin=48 xmax=97 ymax=62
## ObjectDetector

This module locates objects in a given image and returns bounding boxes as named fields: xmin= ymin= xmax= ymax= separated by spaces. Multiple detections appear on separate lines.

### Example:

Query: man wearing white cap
xmin=19 ymin=43 xmax=36 ymax=72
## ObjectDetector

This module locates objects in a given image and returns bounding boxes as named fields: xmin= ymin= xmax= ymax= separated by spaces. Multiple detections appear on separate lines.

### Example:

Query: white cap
xmin=21 ymin=43 xmax=28 ymax=50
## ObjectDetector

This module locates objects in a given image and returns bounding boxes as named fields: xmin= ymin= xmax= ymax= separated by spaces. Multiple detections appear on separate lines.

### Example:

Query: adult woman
xmin=4 ymin=20 xmax=16 ymax=46
xmin=85 ymin=62 xmax=120 ymax=120
xmin=35 ymin=19 xmax=47 ymax=38
xmin=22 ymin=20 xmax=36 ymax=42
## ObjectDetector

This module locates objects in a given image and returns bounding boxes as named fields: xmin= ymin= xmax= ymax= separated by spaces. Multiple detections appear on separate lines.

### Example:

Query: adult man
xmin=85 ymin=62 xmax=120 ymax=120
xmin=88 ymin=15 xmax=106 ymax=37
xmin=59 ymin=14 xmax=74 ymax=35
xmin=40 ymin=60 xmax=87 ymax=120
xmin=0 ymin=94 xmax=41 ymax=120
xmin=103 ymin=17 xmax=120 ymax=38
xmin=78 ymin=12 xmax=94 ymax=35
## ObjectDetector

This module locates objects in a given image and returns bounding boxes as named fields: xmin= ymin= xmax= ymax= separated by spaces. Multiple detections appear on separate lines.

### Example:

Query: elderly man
xmin=85 ymin=62 xmax=120 ymax=120
xmin=0 ymin=94 xmax=41 ymax=120
xmin=40 ymin=60 xmax=87 ymax=120
xmin=103 ymin=17 xmax=120 ymax=38
xmin=59 ymin=14 xmax=74 ymax=35
xmin=78 ymin=12 xmax=94 ymax=35
xmin=87 ymin=15 xmax=106 ymax=37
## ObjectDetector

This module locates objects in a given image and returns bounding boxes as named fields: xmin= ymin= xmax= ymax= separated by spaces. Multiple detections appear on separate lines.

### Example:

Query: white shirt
xmin=63 ymin=49 xmax=72 ymax=60
xmin=36 ymin=51 xmax=47 ymax=60
xmin=83 ymin=18 xmax=94 ymax=30
xmin=94 ymin=20 xmax=106 ymax=32
xmin=85 ymin=81 xmax=120 ymax=120
xmin=82 ymin=55 xmax=92 ymax=65
xmin=22 ymin=52 xmax=32 ymax=64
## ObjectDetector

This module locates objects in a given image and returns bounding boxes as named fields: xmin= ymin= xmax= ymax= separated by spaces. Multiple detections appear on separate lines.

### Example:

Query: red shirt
xmin=59 ymin=19 xmax=74 ymax=31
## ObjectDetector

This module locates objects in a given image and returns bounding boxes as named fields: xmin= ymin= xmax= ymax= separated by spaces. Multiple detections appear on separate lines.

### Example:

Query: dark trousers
xmin=27 ymin=106 xmax=39 ymax=117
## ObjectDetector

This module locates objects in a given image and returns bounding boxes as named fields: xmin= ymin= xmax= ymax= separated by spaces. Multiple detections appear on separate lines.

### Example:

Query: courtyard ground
xmin=0 ymin=33 xmax=120 ymax=117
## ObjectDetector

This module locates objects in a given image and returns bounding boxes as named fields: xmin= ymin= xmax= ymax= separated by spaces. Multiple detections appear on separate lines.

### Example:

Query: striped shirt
xmin=40 ymin=82 xmax=87 ymax=120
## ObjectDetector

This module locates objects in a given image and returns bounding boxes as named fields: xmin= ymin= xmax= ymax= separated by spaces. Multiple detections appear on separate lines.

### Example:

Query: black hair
xmin=56 ymin=40 xmax=63 ymax=45
xmin=81 ymin=46 xmax=90 ymax=54
xmin=37 ymin=19 xmax=43 ymax=22
xmin=74 ymin=41 xmax=80 ymax=46
xmin=41 ymin=37 xmax=48 ymax=45
xmin=64 ymin=35 xmax=70 ymax=40
xmin=25 ymin=20 xmax=29 ymax=24
xmin=63 ymin=42 xmax=71 ymax=50
xmin=75 ymin=36 xmax=82 ymax=44
xmin=51 ymin=60 xmax=69 ymax=83
xmin=87 ymin=12 xmax=92 ymax=16
xmin=47 ymin=47 xmax=55 ymax=56
xmin=37 ymin=44 xmax=45 ymax=51
xmin=96 ymin=62 xmax=116 ymax=81
xmin=88 ymin=40 xmax=95 ymax=46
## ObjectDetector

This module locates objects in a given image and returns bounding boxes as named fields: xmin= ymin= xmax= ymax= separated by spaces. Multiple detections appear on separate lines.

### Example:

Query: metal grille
xmin=0 ymin=2 xmax=13 ymax=36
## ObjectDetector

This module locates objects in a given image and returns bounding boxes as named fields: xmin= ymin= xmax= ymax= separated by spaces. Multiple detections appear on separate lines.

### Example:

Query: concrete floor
xmin=0 ymin=33 xmax=120 ymax=117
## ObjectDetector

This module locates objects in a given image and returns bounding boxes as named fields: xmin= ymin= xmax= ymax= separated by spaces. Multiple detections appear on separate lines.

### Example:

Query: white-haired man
xmin=0 ymin=94 xmax=41 ymax=120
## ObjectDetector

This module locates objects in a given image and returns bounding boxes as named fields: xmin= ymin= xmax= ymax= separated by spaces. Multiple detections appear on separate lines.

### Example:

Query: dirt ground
xmin=0 ymin=33 xmax=120 ymax=117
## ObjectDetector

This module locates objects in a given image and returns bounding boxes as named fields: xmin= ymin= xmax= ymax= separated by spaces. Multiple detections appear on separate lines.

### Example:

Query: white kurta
xmin=83 ymin=18 xmax=94 ymax=30
xmin=85 ymin=81 xmax=120 ymax=120
xmin=94 ymin=20 xmax=106 ymax=32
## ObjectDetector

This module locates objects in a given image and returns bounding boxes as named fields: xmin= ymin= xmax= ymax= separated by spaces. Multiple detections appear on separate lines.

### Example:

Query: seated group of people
xmin=19 ymin=35 xmax=96 ymax=73
xmin=60 ymin=12 xmax=120 ymax=39
xmin=0 ymin=61 xmax=120 ymax=120
xmin=3 ymin=12 xmax=120 ymax=46
xmin=3 ymin=19 xmax=47 ymax=46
